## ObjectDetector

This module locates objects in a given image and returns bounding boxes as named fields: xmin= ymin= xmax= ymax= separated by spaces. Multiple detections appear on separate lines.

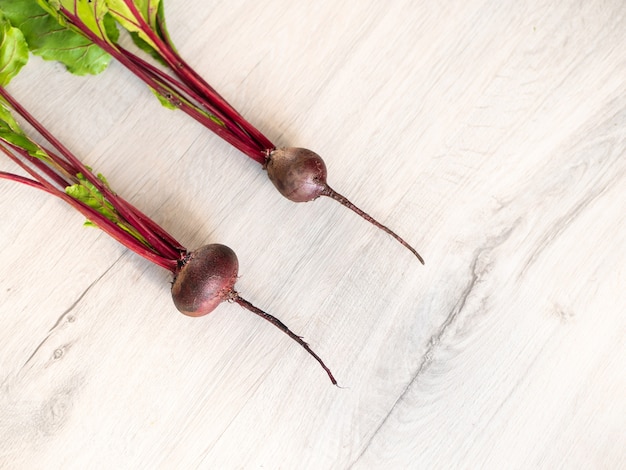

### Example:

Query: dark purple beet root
xmin=171 ymin=244 xmax=238 ymax=316
xmin=265 ymin=147 xmax=327 ymax=202
xmin=171 ymin=243 xmax=337 ymax=384
xmin=265 ymin=147 xmax=425 ymax=264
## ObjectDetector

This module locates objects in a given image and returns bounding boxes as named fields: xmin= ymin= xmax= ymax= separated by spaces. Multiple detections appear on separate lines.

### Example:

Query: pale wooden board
xmin=1 ymin=1 xmax=625 ymax=468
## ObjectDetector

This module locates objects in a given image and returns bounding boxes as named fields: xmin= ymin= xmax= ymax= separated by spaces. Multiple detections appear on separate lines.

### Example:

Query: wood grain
xmin=1 ymin=1 xmax=624 ymax=468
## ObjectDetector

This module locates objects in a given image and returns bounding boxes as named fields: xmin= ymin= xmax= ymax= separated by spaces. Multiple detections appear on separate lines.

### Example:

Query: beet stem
xmin=120 ymin=0 xmax=274 ymax=151
xmin=116 ymin=45 xmax=264 ymax=158
xmin=0 ymin=85 xmax=182 ymax=261
xmin=322 ymin=185 xmax=425 ymax=264
xmin=0 ymin=164 xmax=178 ymax=272
xmin=51 ymin=8 xmax=254 ymax=164
xmin=232 ymin=294 xmax=337 ymax=385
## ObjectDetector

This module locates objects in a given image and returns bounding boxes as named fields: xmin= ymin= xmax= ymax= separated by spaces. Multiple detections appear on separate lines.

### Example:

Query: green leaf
xmin=151 ymin=87 xmax=178 ymax=110
xmin=102 ymin=12 xmax=121 ymax=43
xmin=129 ymin=30 xmax=167 ymax=66
xmin=0 ymin=10 xmax=29 ymax=86
xmin=0 ymin=100 xmax=49 ymax=160
xmin=40 ymin=0 xmax=111 ymax=40
xmin=154 ymin=0 xmax=175 ymax=51
xmin=96 ymin=172 xmax=112 ymax=189
xmin=66 ymin=172 xmax=149 ymax=244
xmin=136 ymin=0 xmax=161 ymax=30
xmin=65 ymin=172 xmax=118 ymax=219
xmin=106 ymin=0 xmax=161 ymax=49
xmin=0 ymin=0 xmax=113 ymax=75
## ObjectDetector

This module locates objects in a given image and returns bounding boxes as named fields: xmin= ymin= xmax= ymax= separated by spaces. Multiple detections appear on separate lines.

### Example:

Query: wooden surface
xmin=1 ymin=1 xmax=625 ymax=468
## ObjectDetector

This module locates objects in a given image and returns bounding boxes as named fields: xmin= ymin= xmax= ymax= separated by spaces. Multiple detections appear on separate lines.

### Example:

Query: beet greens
xmin=0 ymin=17 xmax=336 ymax=385
xmin=0 ymin=0 xmax=425 ymax=264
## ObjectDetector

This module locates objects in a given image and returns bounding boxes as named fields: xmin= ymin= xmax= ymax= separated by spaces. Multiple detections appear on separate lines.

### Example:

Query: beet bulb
xmin=171 ymin=243 xmax=337 ymax=384
xmin=265 ymin=147 xmax=425 ymax=264
xmin=171 ymin=244 xmax=239 ymax=316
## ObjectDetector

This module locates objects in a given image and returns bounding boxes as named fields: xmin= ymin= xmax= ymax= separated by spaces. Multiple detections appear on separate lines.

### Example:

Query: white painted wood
xmin=1 ymin=1 xmax=625 ymax=468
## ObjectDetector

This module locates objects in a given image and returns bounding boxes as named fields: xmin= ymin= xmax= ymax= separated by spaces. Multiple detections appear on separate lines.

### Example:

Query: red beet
xmin=266 ymin=147 xmax=425 ymax=264
xmin=171 ymin=244 xmax=337 ymax=384
xmin=171 ymin=244 xmax=239 ymax=316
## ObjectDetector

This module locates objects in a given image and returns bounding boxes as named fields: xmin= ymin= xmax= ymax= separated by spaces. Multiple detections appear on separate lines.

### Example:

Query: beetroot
xmin=266 ymin=148 xmax=425 ymax=264
xmin=171 ymin=244 xmax=337 ymax=384
xmin=171 ymin=244 xmax=239 ymax=317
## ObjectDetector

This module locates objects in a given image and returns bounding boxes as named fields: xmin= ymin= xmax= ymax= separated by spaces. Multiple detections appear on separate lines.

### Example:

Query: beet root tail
xmin=232 ymin=294 xmax=338 ymax=385
xmin=322 ymin=186 xmax=425 ymax=264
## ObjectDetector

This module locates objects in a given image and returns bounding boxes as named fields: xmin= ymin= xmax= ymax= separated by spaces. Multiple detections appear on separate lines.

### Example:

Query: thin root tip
xmin=413 ymin=249 xmax=426 ymax=265
xmin=323 ymin=186 xmax=425 ymax=264
xmin=233 ymin=294 xmax=338 ymax=385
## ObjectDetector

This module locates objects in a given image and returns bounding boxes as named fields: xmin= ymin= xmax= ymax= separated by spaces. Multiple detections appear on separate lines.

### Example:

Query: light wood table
xmin=1 ymin=1 xmax=624 ymax=468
